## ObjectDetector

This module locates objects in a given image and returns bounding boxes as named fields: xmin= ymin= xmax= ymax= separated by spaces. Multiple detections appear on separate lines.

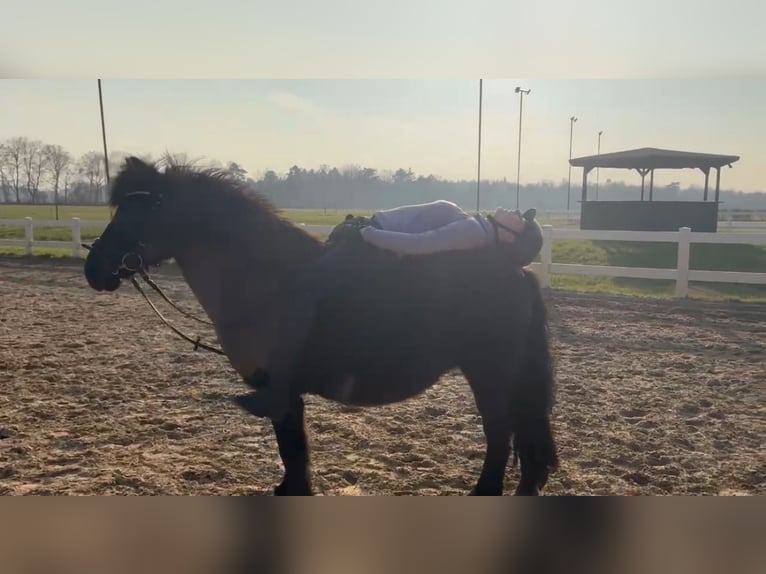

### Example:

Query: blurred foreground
xmin=0 ymin=499 xmax=762 ymax=574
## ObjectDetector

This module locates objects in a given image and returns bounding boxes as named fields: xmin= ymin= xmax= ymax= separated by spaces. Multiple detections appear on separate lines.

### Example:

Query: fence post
xmin=540 ymin=224 xmax=554 ymax=288
xmin=675 ymin=226 xmax=691 ymax=298
xmin=23 ymin=217 xmax=33 ymax=256
xmin=71 ymin=218 xmax=82 ymax=258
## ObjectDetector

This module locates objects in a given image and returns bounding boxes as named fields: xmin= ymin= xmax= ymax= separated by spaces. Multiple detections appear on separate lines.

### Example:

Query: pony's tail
xmin=510 ymin=271 xmax=558 ymax=492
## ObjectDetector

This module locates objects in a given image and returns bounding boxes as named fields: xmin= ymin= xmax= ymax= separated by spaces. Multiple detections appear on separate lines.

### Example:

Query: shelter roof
xmin=569 ymin=147 xmax=740 ymax=171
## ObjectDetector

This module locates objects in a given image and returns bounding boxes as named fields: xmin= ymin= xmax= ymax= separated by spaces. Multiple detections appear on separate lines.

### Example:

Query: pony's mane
xmin=108 ymin=154 xmax=322 ymax=255
xmin=109 ymin=154 xmax=280 ymax=218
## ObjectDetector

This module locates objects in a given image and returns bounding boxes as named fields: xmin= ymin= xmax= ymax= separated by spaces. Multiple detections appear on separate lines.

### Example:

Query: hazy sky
xmin=3 ymin=0 xmax=763 ymax=78
xmin=2 ymin=78 xmax=763 ymax=192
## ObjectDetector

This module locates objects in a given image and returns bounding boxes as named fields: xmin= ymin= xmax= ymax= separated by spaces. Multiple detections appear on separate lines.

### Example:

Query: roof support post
xmin=581 ymin=166 xmax=590 ymax=203
xmin=637 ymin=168 xmax=649 ymax=200
xmin=702 ymin=167 xmax=710 ymax=201
xmin=714 ymin=166 xmax=721 ymax=203
xmin=649 ymin=168 xmax=655 ymax=201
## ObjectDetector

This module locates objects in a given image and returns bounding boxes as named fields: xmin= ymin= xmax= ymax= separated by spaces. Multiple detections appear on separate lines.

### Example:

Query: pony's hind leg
xmin=271 ymin=396 xmax=313 ymax=496
xmin=462 ymin=358 xmax=557 ymax=496
xmin=510 ymin=273 xmax=558 ymax=496
xmin=511 ymin=415 xmax=556 ymax=496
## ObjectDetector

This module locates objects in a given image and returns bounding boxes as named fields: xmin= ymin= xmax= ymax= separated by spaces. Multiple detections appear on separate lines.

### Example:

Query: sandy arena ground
xmin=1 ymin=257 xmax=763 ymax=495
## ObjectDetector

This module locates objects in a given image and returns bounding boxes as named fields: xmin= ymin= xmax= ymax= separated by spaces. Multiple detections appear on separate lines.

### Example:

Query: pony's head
xmin=84 ymin=154 xmax=298 ymax=292
xmin=84 ymin=156 xmax=187 ymax=291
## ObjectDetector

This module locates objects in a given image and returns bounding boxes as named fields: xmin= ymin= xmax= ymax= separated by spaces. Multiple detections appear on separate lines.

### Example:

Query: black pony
xmin=84 ymin=156 xmax=558 ymax=495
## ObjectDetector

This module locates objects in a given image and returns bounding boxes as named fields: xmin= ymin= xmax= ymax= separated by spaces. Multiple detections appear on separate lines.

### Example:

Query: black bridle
xmin=85 ymin=191 xmax=226 ymax=356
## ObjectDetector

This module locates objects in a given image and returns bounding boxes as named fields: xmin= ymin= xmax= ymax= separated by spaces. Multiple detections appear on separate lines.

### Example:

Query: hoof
xmin=514 ymin=484 xmax=541 ymax=496
xmin=275 ymin=480 xmax=313 ymax=496
xmin=469 ymin=486 xmax=503 ymax=496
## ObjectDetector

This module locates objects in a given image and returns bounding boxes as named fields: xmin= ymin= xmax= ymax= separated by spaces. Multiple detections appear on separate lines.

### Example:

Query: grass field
xmin=0 ymin=206 xmax=357 ymax=243
xmin=0 ymin=204 xmax=361 ymax=225
xmin=2 ymin=204 xmax=765 ymax=303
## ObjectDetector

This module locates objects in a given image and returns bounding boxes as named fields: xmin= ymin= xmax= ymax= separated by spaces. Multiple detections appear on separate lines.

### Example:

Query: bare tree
xmin=21 ymin=139 xmax=45 ymax=203
xmin=0 ymin=143 xmax=10 ymax=202
xmin=43 ymin=144 xmax=72 ymax=213
xmin=0 ymin=137 xmax=25 ymax=202
xmin=62 ymin=164 xmax=73 ymax=204
xmin=77 ymin=151 xmax=105 ymax=204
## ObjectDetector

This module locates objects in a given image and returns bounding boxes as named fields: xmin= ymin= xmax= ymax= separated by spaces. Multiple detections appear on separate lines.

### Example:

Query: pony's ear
xmin=123 ymin=156 xmax=158 ymax=174
xmin=119 ymin=156 xmax=161 ymax=188
xmin=111 ymin=156 xmax=161 ymax=203
xmin=522 ymin=208 xmax=537 ymax=222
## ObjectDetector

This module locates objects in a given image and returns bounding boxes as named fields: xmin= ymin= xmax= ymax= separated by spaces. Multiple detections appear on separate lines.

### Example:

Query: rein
xmin=129 ymin=272 xmax=226 ymax=356
xmin=137 ymin=269 xmax=214 ymax=326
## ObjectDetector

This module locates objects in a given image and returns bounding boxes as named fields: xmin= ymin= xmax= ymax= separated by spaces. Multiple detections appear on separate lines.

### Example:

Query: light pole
xmin=514 ymin=86 xmax=530 ymax=209
xmin=567 ymin=116 xmax=577 ymax=211
xmin=476 ymin=79 xmax=483 ymax=213
xmin=596 ymin=130 xmax=603 ymax=200
xmin=98 ymin=80 xmax=111 ymax=205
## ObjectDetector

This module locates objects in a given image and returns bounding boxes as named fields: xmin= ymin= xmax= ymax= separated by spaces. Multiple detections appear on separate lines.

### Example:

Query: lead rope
xmin=137 ymin=268 xmax=214 ymax=325
xmin=129 ymin=274 xmax=226 ymax=355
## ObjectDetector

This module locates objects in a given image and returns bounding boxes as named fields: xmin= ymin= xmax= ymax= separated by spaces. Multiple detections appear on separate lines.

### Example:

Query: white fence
xmin=529 ymin=226 xmax=766 ymax=297
xmin=0 ymin=217 xmax=100 ymax=258
xmin=2 ymin=217 xmax=765 ymax=298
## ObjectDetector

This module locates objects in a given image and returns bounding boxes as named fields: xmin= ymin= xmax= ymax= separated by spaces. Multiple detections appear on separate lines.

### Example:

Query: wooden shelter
xmin=569 ymin=147 xmax=740 ymax=232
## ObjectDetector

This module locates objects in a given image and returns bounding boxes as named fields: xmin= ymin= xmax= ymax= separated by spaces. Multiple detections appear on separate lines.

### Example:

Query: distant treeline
xmin=2 ymin=136 xmax=763 ymax=212
xmin=252 ymin=165 xmax=766 ymax=213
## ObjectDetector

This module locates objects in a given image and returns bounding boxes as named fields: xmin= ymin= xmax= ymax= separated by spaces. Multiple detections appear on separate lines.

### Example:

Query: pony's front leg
xmin=271 ymin=396 xmax=313 ymax=496
xmin=234 ymin=371 xmax=313 ymax=494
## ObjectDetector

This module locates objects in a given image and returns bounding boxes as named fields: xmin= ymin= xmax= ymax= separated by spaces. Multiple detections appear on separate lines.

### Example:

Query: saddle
xmin=326 ymin=214 xmax=378 ymax=247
